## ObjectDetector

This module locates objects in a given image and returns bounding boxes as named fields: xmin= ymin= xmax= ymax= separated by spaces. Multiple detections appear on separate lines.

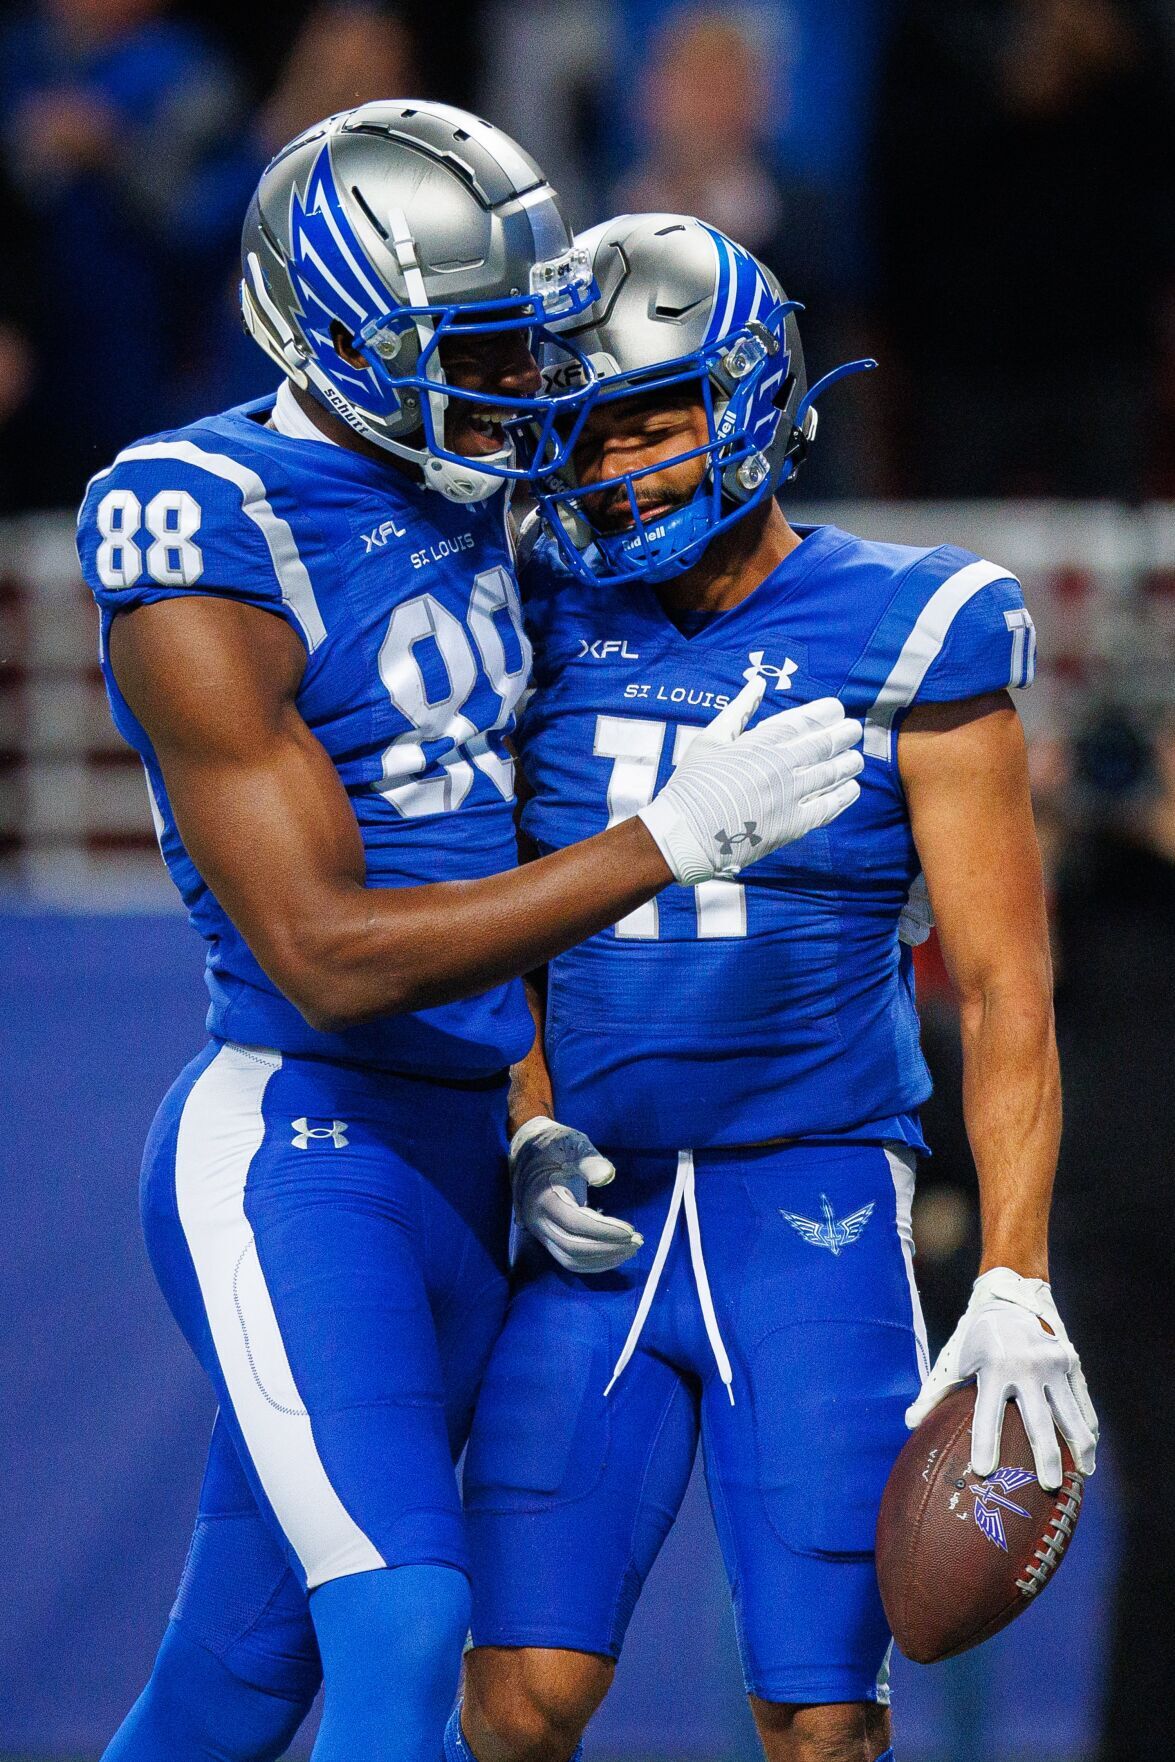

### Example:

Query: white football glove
xmin=906 ymin=1267 xmax=1098 ymax=1491
xmin=638 ymin=678 xmax=864 ymax=885
xmin=510 ymin=1116 xmax=643 ymax=1274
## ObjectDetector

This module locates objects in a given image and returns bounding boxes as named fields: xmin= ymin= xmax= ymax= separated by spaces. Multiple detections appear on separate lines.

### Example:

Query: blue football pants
xmin=465 ymin=1139 xmax=926 ymax=1706
xmin=104 ymin=1040 xmax=511 ymax=1758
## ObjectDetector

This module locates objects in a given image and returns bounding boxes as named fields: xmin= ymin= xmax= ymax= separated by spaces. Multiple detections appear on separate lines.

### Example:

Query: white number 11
xmin=593 ymin=714 xmax=747 ymax=940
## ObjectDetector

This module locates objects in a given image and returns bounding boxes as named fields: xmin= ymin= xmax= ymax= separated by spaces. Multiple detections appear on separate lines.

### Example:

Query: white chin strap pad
xmin=425 ymin=450 xmax=512 ymax=503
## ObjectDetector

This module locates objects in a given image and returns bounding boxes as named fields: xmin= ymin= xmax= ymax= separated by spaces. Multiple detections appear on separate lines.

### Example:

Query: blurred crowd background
xmin=1 ymin=2 xmax=1174 ymax=1759
xmin=2 ymin=0 xmax=1175 ymax=508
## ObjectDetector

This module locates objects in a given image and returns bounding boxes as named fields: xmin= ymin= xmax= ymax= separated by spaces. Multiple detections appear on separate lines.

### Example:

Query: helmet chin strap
xmin=600 ymin=491 xmax=713 ymax=583
xmin=424 ymin=449 xmax=514 ymax=504
xmin=299 ymin=352 xmax=511 ymax=502
xmin=387 ymin=207 xmax=512 ymax=504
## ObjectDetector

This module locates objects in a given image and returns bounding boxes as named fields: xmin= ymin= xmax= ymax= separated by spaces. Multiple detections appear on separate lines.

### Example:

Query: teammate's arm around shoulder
xmin=899 ymin=691 xmax=1097 ymax=1489
xmin=110 ymin=602 xmax=860 ymax=1032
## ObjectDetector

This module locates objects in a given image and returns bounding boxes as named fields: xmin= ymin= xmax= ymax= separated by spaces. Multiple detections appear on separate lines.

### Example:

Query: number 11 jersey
xmin=517 ymin=523 xmax=1037 ymax=1150
xmin=78 ymin=395 xmax=535 ymax=1078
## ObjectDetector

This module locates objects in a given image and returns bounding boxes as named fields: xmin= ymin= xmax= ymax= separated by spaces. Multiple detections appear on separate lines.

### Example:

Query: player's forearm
xmin=507 ymin=980 xmax=555 ymax=1136
xmin=957 ymin=976 xmax=1060 ymax=1281
xmin=287 ymin=817 xmax=670 ymax=1030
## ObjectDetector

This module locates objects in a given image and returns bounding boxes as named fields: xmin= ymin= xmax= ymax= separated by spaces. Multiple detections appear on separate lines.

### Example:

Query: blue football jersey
xmin=78 ymin=396 xmax=536 ymax=1078
xmin=517 ymin=523 xmax=1037 ymax=1149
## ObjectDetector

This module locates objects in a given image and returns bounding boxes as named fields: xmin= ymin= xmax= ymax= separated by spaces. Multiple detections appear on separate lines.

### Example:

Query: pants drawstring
xmin=682 ymin=1155 xmax=735 ymax=1404
xmin=604 ymin=1150 xmax=736 ymax=1405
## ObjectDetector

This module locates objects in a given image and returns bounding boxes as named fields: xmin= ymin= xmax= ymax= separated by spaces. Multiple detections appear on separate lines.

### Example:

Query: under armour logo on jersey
xmin=716 ymin=821 xmax=761 ymax=857
xmin=971 ymin=1467 xmax=1035 ymax=1551
xmin=780 ymin=1194 xmax=874 ymax=1255
xmin=291 ymin=1117 xmax=349 ymax=1150
xmin=744 ymin=650 xmax=798 ymax=692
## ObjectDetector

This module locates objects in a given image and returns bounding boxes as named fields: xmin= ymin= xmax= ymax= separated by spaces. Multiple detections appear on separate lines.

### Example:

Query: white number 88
xmin=95 ymin=488 xmax=204 ymax=589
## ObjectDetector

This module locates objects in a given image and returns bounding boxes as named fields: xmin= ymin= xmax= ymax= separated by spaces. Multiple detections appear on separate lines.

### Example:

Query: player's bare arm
xmin=505 ymin=979 xmax=645 ymax=1272
xmin=506 ymin=981 xmax=555 ymax=1135
xmin=109 ymin=594 xmax=669 ymax=1030
xmin=111 ymin=595 xmax=859 ymax=1032
xmin=505 ymin=696 xmax=1070 ymax=1295
xmin=899 ymin=691 xmax=1098 ymax=1490
xmin=899 ymin=691 xmax=1057 ymax=1279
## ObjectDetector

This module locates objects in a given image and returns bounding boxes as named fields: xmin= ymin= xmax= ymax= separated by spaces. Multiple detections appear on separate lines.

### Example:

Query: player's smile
xmin=571 ymin=388 xmax=709 ymax=532
xmin=437 ymin=332 xmax=541 ymax=460
xmin=331 ymin=321 xmax=542 ymax=463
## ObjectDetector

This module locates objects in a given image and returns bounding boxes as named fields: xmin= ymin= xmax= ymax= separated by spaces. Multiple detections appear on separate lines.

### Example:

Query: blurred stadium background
xmin=2 ymin=1 xmax=1173 ymax=1758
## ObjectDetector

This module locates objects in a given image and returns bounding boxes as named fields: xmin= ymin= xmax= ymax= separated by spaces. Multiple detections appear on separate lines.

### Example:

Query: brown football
xmin=876 ymin=1384 xmax=1084 ymax=1664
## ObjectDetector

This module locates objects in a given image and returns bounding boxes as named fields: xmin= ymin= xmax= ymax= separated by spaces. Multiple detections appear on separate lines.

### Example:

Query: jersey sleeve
xmin=914 ymin=570 xmax=1036 ymax=702
xmin=854 ymin=546 xmax=1037 ymax=761
xmin=77 ymin=443 xmax=325 ymax=652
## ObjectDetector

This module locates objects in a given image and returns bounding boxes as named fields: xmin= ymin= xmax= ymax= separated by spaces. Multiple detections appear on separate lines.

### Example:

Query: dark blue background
xmin=0 ymin=911 xmax=1114 ymax=1759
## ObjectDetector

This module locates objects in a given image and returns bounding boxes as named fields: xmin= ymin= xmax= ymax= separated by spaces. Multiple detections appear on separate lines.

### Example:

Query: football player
xmin=76 ymin=130 xmax=864 ymax=1762
xmin=451 ymin=215 xmax=1100 ymax=1762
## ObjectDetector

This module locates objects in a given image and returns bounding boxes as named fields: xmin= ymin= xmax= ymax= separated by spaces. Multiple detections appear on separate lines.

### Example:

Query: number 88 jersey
xmin=517 ymin=523 xmax=1037 ymax=1151
xmin=78 ymin=395 xmax=536 ymax=1078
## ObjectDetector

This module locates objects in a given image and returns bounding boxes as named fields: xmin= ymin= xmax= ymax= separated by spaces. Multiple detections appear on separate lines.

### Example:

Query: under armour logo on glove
xmin=716 ymin=821 xmax=762 ymax=858
xmin=291 ymin=1118 xmax=349 ymax=1149
xmin=638 ymin=681 xmax=862 ymax=885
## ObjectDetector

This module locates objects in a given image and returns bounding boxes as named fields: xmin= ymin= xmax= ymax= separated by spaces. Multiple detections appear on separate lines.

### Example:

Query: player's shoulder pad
xmin=840 ymin=540 xmax=1034 ymax=762
xmin=76 ymin=416 xmax=326 ymax=653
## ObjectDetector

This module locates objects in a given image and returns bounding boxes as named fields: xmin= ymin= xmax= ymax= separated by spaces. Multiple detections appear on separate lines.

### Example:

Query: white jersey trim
xmin=141 ymin=762 xmax=165 ymax=850
xmin=863 ymin=558 xmax=1012 ymax=760
xmin=107 ymin=439 xmax=328 ymax=653
xmin=886 ymin=1143 xmax=929 ymax=1381
xmin=173 ymin=1043 xmax=385 ymax=1588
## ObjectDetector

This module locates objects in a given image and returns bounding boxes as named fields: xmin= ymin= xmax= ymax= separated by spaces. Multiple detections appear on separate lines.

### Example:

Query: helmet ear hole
xmin=329 ymin=322 xmax=367 ymax=371
xmin=773 ymin=371 xmax=796 ymax=412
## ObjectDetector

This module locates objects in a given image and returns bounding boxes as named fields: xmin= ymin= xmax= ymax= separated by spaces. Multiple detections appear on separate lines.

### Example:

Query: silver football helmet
xmin=536 ymin=212 xmax=873 ymax=580
xmin=240 ymin=101 xmax=597 ymax=503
